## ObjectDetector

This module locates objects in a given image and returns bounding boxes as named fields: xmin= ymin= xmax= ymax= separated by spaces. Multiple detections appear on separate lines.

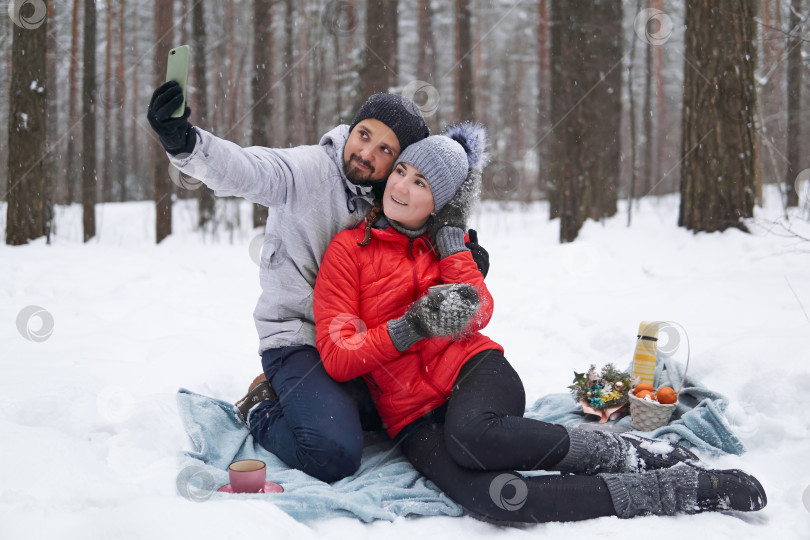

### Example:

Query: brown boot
xmin=235 ymin=374 xmax=277 ymax=422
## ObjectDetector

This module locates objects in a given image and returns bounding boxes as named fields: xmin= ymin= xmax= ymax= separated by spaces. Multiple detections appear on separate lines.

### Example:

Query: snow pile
xmin=1 ymin=188 xmax=809 ymax=538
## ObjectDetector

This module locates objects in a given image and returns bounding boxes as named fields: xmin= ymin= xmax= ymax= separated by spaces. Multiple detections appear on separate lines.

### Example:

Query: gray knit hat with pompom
xmin=394 ymin=122 xmax=489 ymax=212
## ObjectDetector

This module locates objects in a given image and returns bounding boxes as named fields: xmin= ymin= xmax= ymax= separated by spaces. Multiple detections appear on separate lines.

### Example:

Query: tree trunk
xmin=333 ymin=30 xmax=343 ymax=123
xmin=45 ymin=0 xmax=57 ymax=235
xmin=642 ymin=20 xmax=653 ymax=196
xmin=652 ymin=0 xmax=665 ymax=189
xmin=312 ymin=28 xmax=325 ymax=142
xmin=180 ymin=0 xmax=189 ymax=46
xmin=358 ymin=0 xmax=398 ymax=106
xmin=130 ymin=2 xmax=140 ymax=199
xmin=498 ymin=26 xmax=525 ymax=201
xmin=549 ymin=0 xmax=579 ymax=237
xmin=283 ymin=0 xmax=297 ymax=146
xmin=213 ymin=2 xmax=226 ymax=135
xmin=453 ymin=0 xmax=474 ymax=122
xmin=473 ymin=1 xmax=485 ymax=129
xmin=67 ymin=0 xmax=81 ymax=205
xmin=417 ymin=0 xmax=435 ymax=82
xmin=416 ymin=0 xmax=439 ymax=133
xmin=6 ymin=0 xmax=49 ymax=245
xmin=194 ymin=0 xmax=215 ymax=227
xmin=191 ymin=1 xmax=209 ymax=130
xmin=116 ymin=0 xmax=127 ymax=201
xmin=298 ymin=1 xmax=314 ymax=143
xmin=0 ymin=16 xmax=10 ymax=200
xmin=226 ymin=0 xmax=237 ymax=140
xmin=102 ymin=0 xmax=113 ymax=203
xmin=785 ymin=0 xmax=802 ymax=207
xmin=153 ymin=0 xmax=174 ymax=243
xmin=536 ymin=0 xmax=550 ymax=197
xmin=679 ymin=0 xmax=758 ymax=232
xmin=548 ymin=0 xmax=564 ymax=222
xmin=758 ymin=0 xmax=783 ymax=202
xmin=82 ymin=0 xmax=97 ymax=242
xmin=252 ymin=0 xmax=273 ymax=229
xmin=627 ymin=0 xmax=641 ymax=226
xmin=323 ymin=0 xmax=359 ymax=123
xmin=549 ymin=0 xmax=622 ymax=242
xmin=587 ymin=0 xmax=621 ymax=221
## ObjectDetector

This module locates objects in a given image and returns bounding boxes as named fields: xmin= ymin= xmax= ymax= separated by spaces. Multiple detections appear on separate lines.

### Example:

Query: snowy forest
xmin=3 ymin=2 xmax=810 ymax=538
xmin=3 ymin=0 xmax=809 ymax=245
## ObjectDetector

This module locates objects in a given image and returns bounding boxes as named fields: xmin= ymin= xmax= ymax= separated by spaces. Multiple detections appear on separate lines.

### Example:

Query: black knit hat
xmin=350 ymin=93 xmax=430 ymax=151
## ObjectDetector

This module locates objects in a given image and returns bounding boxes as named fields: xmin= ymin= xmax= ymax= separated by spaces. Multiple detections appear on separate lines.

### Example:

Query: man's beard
xmin=343 ymin=154 xmax=377 ymax=185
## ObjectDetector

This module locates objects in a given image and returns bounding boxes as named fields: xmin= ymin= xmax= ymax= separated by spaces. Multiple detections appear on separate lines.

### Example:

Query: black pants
xmin=395 ymin=350 xmax=617 ymax=523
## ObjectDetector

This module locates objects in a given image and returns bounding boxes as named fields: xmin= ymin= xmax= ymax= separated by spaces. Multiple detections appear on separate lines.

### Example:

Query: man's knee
xmin=296 ymin=434 xmax=362 ymax=483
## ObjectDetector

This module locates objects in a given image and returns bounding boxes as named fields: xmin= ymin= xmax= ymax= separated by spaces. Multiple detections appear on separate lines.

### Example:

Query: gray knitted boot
xmin=599 ymin=465 xmax=767 ymax=518
xmin=599 ymin=464 xmax=700 ymax=518
xmin=552 ymin=427 xmax=701 ymax=474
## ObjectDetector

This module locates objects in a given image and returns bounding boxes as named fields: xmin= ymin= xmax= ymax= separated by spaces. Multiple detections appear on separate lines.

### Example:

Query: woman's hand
xmin=430 ymin=169 xmax=482 ymax=259
xmin=387 ymin=284 xmax=480 ymax=351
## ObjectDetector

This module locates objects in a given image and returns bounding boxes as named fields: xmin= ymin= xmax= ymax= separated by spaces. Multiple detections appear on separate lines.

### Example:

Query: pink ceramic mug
xmin=228 ymin=459 xmax=266 ymax=493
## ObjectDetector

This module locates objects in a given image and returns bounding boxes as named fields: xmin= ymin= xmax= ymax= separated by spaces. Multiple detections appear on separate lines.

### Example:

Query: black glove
xmin=147 ymin=81 xmax=196 ymax=155
xmin=387 ymin=284 xmax=480 ymax=351
xmin=465 ymin=229 xmax=490 ymax=278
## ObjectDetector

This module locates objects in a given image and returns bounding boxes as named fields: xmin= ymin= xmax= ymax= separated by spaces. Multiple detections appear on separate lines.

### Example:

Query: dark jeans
xmin=248 ymin=344 xmax=381 ymax=483
xmin=395 ymin=350 xmax=617 ymax=523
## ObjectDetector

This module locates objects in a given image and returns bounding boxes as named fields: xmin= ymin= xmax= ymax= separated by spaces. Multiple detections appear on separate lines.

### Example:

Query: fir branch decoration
xmin=568 ymin=363 xmax=632 ymax=410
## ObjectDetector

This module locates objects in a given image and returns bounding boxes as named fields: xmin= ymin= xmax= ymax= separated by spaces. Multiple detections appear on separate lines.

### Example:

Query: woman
xmin=313 ymin=123 xmax=766 ymax=522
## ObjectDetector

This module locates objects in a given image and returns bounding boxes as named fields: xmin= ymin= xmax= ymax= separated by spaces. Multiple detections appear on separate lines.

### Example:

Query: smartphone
xmin=166 ymin=45 xmax=190 ymax=118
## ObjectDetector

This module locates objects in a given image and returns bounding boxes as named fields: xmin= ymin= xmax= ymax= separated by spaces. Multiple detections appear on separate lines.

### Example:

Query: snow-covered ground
xmin=1 ymin=188 xmax=809 ymax=539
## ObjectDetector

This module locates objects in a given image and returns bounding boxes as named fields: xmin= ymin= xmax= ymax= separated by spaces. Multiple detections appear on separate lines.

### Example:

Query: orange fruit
xmin=634 ymin=383 xmax=655 ymax=396
xmin=635 ymin=389 xmax=655 ymax=401
xmin=656 ymin=386 xmax=678 ymax=404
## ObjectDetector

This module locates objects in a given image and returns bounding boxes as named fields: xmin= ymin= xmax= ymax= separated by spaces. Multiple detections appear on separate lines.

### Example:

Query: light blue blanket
xmin=176 ymin=387 xmax=463 ymax=521
xmin=176 ymin=356 xmax=744 ymax=521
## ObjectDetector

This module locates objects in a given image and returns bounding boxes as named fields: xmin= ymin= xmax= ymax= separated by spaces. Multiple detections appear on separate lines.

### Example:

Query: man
xmin=147 ymin=82 xmax=488 ymax=482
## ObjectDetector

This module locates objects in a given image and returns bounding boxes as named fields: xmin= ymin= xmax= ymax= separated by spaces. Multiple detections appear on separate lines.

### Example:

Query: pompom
xmin=442 ymin=122 xmax=490 ymax=172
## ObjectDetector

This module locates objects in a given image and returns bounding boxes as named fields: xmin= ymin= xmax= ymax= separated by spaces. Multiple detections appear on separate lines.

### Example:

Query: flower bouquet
xmin=568 ymin=363 xmax=633 ymax=423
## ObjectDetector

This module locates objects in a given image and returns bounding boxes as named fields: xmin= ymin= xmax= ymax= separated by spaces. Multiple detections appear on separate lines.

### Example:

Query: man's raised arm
xmin=147 ymin=81 xmax=300 ymax=207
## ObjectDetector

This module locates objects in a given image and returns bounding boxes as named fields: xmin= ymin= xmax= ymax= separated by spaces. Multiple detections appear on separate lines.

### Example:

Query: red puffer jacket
xmin=314 ymin=222 xmax=503 ymax=438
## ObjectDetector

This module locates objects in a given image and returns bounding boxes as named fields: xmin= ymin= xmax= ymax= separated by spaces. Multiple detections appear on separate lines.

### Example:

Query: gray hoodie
xmin=168 ymin=125 xmax=375 ymax=353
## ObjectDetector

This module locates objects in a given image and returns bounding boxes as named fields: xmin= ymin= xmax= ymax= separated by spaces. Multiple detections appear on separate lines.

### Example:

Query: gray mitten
xmin=430 ymin=169 xmax=482 ymax=259
xmin=433 ymin=168 xmax=481 ymax=231
xmin=388 ymin=284 xmax=480 ymax=351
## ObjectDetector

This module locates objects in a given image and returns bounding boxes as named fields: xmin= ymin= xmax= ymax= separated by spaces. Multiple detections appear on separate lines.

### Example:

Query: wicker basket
xmin=628 ymin=320 xmax=691 ymax=431
xmin=628 ymin=392 xmax=677 ymax=431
